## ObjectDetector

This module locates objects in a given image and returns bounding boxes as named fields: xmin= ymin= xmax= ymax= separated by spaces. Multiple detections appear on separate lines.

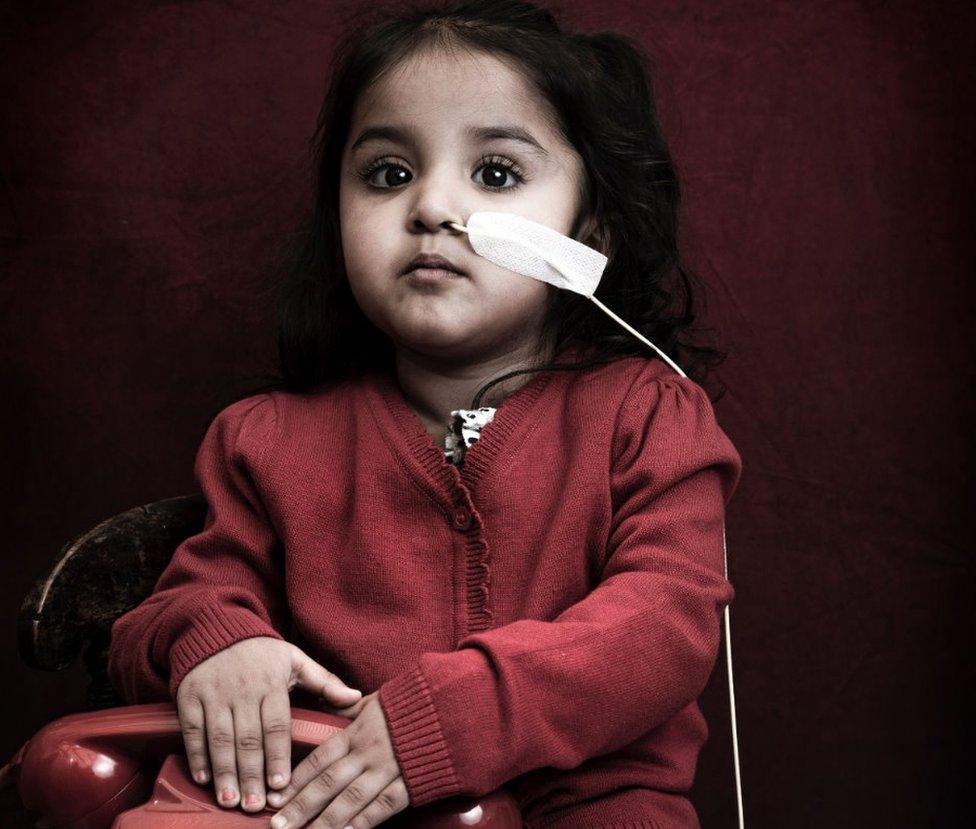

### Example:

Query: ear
xmin=575 ymin=213 xmax=613 ymax=257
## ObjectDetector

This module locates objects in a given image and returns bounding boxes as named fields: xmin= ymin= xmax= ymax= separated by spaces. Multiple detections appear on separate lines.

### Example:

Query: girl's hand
xmin=174 ymin=637 xmax=363 ymax=814
xmin=266 ymin=691 xmax=409 ymax=829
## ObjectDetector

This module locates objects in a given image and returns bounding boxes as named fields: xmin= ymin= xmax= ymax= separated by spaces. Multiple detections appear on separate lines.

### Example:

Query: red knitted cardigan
xmin=108 ymin=346 xmax=742 ymax=829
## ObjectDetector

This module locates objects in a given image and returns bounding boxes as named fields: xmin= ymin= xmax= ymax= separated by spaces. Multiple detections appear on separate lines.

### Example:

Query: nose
xmin=411 ymin=212 xmax=464 ymax=235
xmin=407 ymin=174 xmax=465 ymax=235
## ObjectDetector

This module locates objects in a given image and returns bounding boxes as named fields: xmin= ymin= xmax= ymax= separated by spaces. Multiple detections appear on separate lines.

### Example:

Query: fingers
xmin=177 ymin=694 xmax=212 ymax=786
xmin=172 ymin=640 xmax=367 ymax=816
xmin=181 ymin=692 xmax=290 ymax=812
xmin=265 ymin=731 xmax=354 ymax=822
xmin=203 ymin=703 xmax=241 ymax=808
xmin=291 ymin=647 xmax=362 ymax=706
xmin=318 ymin=699 xmax=361 ymax=718
xmin=345 ymin=777 xmax=410 ymax=829
xmin=232 ymin=703 xmax=267 ymax=812
xmin=319 ymin=689 xmax=375 ymax=719
xmin=268 ymin=761 xmax=407 ymax=829
xmin=261 ymin=690 xmax=293 ymax=791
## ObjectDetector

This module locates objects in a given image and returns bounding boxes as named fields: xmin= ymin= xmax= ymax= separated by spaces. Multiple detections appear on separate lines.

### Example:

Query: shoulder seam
xmin=608 ymin=360 xmax=700 ymax=465
xmin=609 ymin=359 xmax=660 ymax=466
xmin=232 ymin=393 xmax=278 ymax=473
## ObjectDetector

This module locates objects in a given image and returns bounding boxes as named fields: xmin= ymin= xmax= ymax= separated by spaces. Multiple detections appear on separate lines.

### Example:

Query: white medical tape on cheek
xmin=447 ymin=211 xmax=687 ymax=378
xmin=462 ymin=211 xmax=606 ymax=295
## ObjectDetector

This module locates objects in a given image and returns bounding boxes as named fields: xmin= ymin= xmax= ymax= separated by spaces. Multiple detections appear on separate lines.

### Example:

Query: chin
xmin=392 ymin=326 xmax=484 ymax=362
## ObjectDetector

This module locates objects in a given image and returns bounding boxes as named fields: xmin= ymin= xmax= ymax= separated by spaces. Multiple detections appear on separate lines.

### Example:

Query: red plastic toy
xmin=0 ymin=703 xmax=522 ymax=828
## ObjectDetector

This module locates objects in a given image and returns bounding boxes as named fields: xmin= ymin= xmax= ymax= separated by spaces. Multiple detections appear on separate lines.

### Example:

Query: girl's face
xmin=339 ymin=47 xmax=589 ymax=368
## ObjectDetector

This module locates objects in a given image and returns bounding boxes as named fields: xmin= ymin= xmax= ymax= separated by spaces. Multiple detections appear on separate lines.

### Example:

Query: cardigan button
xmin=452 ymin=507 xmax=472 ymax=530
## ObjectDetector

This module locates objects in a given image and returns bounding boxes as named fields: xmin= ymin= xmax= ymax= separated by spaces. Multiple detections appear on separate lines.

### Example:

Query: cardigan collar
xmin=363 ymin=342 xmax=588 ymax=497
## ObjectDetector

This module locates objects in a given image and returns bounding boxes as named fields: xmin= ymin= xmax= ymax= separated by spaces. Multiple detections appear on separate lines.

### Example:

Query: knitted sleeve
xmin=107 ymin=393 xmax=288 ymax=703
xmin=377 ymin=367 xmax=743 ymax=805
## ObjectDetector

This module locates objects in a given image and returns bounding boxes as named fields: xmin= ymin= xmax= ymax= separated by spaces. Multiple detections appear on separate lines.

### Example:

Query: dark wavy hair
xmin=242 ymin=0 xmax=728 ymax=407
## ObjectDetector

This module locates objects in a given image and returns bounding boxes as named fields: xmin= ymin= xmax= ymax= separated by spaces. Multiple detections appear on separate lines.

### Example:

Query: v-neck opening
xmin=366 ymin=365 xmax=551 ymax=494
xmin=363 ymin=345 xmax=585 ymax=496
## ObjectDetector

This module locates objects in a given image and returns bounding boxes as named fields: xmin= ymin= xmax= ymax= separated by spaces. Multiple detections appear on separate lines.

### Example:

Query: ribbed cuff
xmin=378 ymin=664 xmax=461 ymax=806
xmin=168 ymin=604 xmax=283 ymax=699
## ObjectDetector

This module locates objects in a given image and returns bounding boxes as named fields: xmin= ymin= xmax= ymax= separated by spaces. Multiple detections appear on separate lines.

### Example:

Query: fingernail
xmin=194 ymin=769 xmax=208 ymax=783
xmin=220 ymin=788 xmax=237 ymax=803
xmin=270 ymin=816 xmax=287 ymax=829
xmin=244 ymin=792 xmax=261 ymax=807
xmin=267 ymin=791 xmax=283 ymax=805
xmin=270 ymin=772 xmax=286 ymax=787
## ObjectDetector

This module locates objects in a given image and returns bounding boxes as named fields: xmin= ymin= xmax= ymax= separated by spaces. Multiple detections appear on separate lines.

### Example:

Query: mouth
xmin=403 ymin=253 xmax=467 ymax=277
xmin=403 ymin=267 xmax=465 ymax=284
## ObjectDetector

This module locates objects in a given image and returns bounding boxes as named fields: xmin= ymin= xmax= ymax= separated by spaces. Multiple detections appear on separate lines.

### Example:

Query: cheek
xmin=341 ymin=221 xmax=398 ymax=302
xmin=339 ymin=223 xmax=392 ymax=324
xmin=478 ymin=268 xmax=550 ymax=320
xmin=339 ymin=186 xmax=391 ymax=273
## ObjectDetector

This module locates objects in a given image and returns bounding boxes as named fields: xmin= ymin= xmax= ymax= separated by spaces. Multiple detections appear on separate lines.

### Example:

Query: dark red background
xmin=1 ymin=1 xmax=971 ymax=826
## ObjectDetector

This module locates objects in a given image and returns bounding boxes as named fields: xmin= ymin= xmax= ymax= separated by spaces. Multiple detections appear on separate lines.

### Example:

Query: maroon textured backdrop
xmin=1 ymin=1 xmax=971 ymax=826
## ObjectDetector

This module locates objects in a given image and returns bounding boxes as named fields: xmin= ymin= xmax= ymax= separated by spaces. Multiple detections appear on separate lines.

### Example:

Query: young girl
xmin=107 ymin=2 xmax=743 ymax=828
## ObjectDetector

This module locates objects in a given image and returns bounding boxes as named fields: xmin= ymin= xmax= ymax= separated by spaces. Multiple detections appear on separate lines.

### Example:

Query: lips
xmin=404 ymin=252 xmax=466 ymax=275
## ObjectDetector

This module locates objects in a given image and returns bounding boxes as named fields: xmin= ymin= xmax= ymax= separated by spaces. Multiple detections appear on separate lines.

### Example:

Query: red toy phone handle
xmin=2 ymin=702 xmax=523 ymax=828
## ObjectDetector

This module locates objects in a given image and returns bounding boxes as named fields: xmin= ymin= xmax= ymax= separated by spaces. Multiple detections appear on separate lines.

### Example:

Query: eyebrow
xmin=350 ymin=124 xmax=550 ymax=157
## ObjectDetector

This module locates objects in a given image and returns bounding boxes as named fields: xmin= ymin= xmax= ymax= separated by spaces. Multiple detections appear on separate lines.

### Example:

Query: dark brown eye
xmin=359 ymin=163 xmax=410 ymax=188
xmin=472 ymin=155 xmax=526 ymax=190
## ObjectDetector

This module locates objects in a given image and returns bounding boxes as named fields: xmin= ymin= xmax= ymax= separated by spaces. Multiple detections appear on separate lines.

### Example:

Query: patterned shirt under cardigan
xmin=444 ymin=407 xmax=497 ymax=465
